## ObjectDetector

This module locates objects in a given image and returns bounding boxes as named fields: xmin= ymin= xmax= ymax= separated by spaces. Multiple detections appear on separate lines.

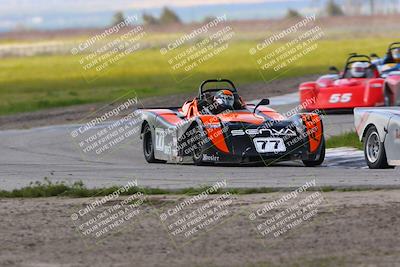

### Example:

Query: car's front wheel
xmin=142 ymin=123 xmax=166 ymax=163
xmin=364 ymin=126 xmax=388 ymax=169
xmin=302 ymin=137 xmax=326 ymax=167
xmin=191 ymin=125 xmax=207 ymax=166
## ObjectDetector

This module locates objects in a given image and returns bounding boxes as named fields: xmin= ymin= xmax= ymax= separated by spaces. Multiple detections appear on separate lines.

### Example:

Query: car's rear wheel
xmin=302 ymin=137 xmax=325 ymax=167
xmin=142 ymin=123 xmax=166 ymax=163
xmin=364 ymin=126 xmax=388 ymax=169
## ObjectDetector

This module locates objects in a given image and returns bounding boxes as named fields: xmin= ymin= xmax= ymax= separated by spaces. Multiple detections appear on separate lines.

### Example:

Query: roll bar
xmin=388 ymin=42 xmax=400 ymax=51
xmin=345 ymin=53 xmax=371 ymax=66
xmin=198 ymin=79 xmax=237 ymax=99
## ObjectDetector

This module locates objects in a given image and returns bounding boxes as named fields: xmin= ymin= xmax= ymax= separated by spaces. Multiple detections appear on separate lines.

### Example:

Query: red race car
xmin=299 ymin=54 xmax=385 ymax=111
xmin=384 ymin=72 xmax=400 ymax=106
xmin=371 ymin=42 xmax=400 ymax=106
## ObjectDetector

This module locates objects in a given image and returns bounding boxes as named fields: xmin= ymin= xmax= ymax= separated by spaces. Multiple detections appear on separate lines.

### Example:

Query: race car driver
xmin=350 ymin=62 xmax=369 ymax=78
xmin=383 ymin=47 xmax=400 ymax=64
xmin=378 ymin=47 xmax=400 ymax=75
xmin=213 ymin=90 xmax=234 ymax=113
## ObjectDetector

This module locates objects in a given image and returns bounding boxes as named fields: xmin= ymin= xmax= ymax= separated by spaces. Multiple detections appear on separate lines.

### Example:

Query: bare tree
xmin=142 ymin=13 xmax=158 ymax=25
xmin=326 ymin=0 xmax=344 ymax=16
xmin=159 ymin=7 xmax=181 ymax=24
xmin=390 ymin=0 xmax=399 ymax=13
xmin=342 ymin=0 xmax=398 ymax=15
xmin=285 ymin=9 xmax=302 ymax=19
xmin=344 ymin=0 xmax=363 ymax=15
xmin=111 ymin=11 xmax=126 ymax=26
xmin=369 ymin=0 xmax=375 ymax=15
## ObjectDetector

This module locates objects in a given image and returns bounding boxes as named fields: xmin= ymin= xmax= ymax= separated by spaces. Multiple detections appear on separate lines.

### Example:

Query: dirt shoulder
xmin=0 ymin=190 xmax=399 ymax=267
xmin=0 ymin=75 xmax=318 ymax=130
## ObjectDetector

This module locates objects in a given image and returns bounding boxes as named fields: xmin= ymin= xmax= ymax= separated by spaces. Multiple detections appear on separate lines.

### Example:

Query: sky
xmin=0 ymin=0 xmax=351 ymax=32
xmin=0 ymin=0 xmax=305 ymax=14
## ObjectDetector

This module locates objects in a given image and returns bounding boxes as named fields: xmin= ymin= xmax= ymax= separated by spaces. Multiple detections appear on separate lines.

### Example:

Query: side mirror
xmin=253 ymin=98 xmax=270 ymax=113
xmin=329 ymin=66 xmax=339 ymax=73
xmin=370 ymin=53 xmax=379 ymax=58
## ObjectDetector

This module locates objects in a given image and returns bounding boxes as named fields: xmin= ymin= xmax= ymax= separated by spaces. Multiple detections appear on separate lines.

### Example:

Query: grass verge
xmin=326 ymin=131 xmax=363 ymax=150
xmin=0 ymin=178 xmax=389 ymax=198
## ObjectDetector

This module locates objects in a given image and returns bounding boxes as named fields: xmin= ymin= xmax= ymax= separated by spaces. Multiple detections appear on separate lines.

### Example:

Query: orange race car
xmin=140 ymin=79 xmax=325 ymax=166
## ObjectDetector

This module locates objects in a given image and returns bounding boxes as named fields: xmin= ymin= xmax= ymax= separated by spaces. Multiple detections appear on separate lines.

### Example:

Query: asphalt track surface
xmin=0 ymin=94 xmax=399 ymax=190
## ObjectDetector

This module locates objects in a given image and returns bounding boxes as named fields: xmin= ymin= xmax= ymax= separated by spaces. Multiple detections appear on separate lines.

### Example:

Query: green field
xmin=0 ymin=37 xmax=395 ymax=115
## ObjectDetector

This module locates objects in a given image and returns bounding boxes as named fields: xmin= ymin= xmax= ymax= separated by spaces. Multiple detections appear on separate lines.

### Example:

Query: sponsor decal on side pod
xmin=231 ymin=128 xmax=297 ymax=137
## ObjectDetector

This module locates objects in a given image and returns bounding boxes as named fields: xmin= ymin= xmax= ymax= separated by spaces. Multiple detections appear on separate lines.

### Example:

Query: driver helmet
xmin=392 ymin=48 xmax=400 ymax=63
xmin=214 ymin=90 xmax=234 ymax=111
xmin=350 ymin=62 xmax=369 ymax=78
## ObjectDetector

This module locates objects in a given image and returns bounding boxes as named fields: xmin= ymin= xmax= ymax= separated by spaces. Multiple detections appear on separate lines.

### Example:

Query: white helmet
xmin=350 ymin=62 xmax=368 ymax=78
xmin=392 ymin=48 xmax=400 ymax=62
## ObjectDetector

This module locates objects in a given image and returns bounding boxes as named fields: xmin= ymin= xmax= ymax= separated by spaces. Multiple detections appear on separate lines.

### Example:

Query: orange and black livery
xmin=140 ymin=79 xmax=325 ymax=166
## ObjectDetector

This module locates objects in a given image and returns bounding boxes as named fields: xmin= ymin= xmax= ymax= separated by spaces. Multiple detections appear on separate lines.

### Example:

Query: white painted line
xmin=325 ymin=147 xmax=366 ymax=168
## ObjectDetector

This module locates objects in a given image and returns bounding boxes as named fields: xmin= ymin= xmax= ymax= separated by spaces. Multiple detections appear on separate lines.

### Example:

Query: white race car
xmin=354 ymin=107 xmax=400 ymax=168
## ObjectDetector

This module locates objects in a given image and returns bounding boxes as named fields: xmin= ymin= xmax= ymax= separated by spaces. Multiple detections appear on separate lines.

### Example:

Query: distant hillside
xmin=0 ymin=0 xmax=314 ymax=32
xmin=0 ymin=0 xmax=398 ymax=32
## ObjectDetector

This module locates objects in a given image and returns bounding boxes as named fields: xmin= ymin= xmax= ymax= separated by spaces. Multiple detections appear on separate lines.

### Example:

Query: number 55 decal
xmin=329 ymin=93 xmax=352 ymax=103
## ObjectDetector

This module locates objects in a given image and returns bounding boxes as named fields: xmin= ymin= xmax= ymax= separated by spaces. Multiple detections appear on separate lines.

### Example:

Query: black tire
xmin=302 ymin=137 xmax=326 ymax=167
xmin=363 ymin=126 xmax=389 ymax=169
xmin=142 ymin=123 xmax=166 ymax=164
xmin=191 ymin=126 xmax=206 ymax=166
